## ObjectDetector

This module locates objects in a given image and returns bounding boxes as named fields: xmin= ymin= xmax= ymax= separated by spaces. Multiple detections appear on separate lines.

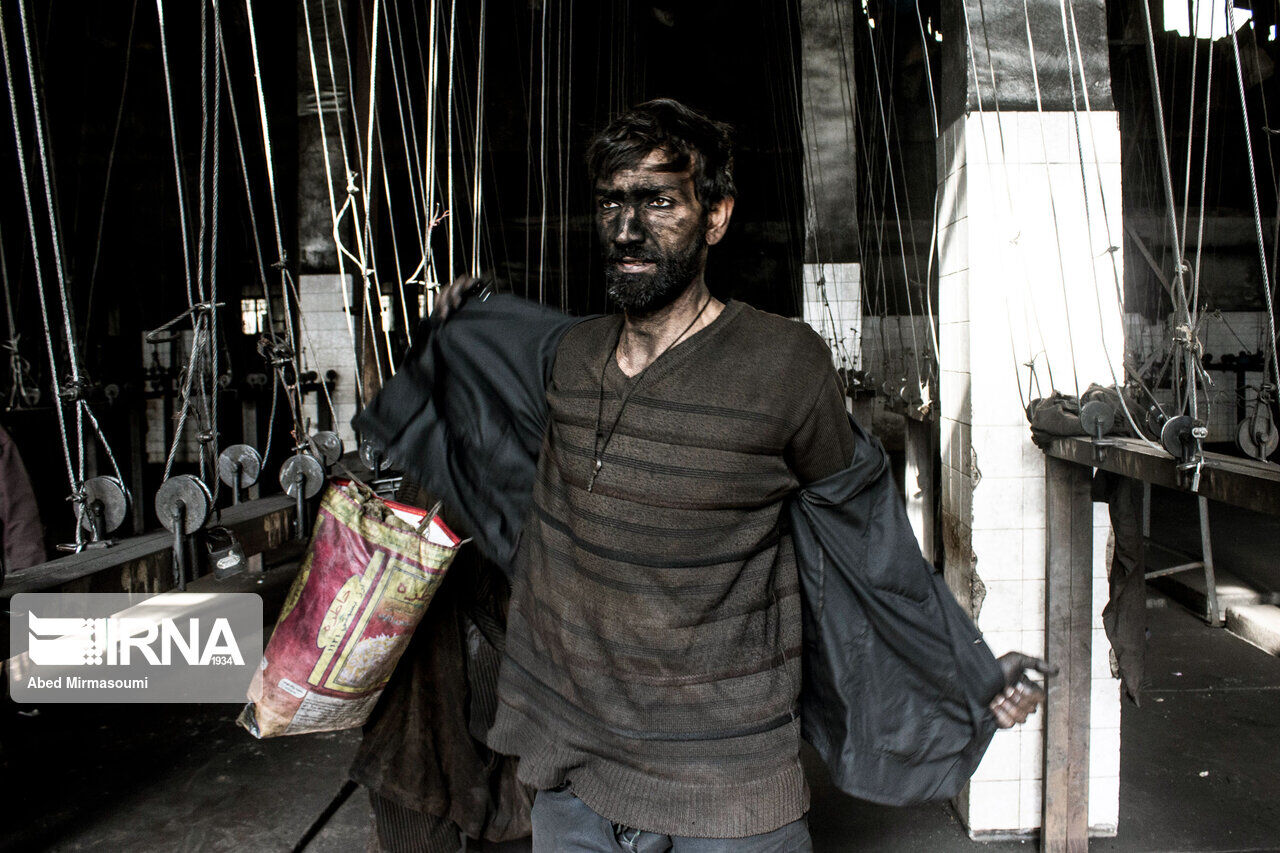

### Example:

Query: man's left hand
xmin=989 ymin=652 xmax=1058 ymax=728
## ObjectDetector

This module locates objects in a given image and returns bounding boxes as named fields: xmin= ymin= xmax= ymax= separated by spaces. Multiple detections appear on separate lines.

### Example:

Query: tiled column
xmin=937 ymin=110 xmax=1124 ymax=838
xmin=296 ymin=273 xmax=359 ymax=447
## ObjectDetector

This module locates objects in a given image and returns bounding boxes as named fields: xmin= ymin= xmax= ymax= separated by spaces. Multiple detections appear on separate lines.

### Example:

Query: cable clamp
xmin=57 ymin=378 xmax=94 ymax=402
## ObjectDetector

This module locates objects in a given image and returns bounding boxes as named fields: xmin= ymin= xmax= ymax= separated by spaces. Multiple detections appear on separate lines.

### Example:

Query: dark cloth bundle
xmin=1025 ymin=383 xmax=1136 ymax=447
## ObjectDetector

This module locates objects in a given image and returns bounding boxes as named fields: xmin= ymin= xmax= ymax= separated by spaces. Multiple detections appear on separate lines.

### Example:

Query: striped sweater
xmin=486 ymin=299 xmax=853 ymax=838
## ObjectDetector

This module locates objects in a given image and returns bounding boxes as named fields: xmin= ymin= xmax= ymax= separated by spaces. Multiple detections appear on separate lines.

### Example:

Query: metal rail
xmin=0 ymin=494 xmax=297 ymax=599
xmin=1044 ymin=435 xmax=1280 ymax=517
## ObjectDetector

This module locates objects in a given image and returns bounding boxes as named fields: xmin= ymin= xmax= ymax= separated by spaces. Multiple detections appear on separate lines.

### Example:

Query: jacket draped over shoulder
xmin=356 ymin=293 xmax=1005 ymax=809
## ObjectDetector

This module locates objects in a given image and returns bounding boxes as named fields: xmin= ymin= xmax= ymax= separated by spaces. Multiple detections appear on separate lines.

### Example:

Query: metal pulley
xmin=1238 ymin=410 xmax=1279 ymax=461
xmin=359 ymin=438 xmax=384 ymax=477
xmin=1161 ymin=415 xmax=1203 ymax=461
xmin=155 ymin=474 xmax=214 ymax=591
xmin=1079 ymin=399 xmax=1117 ymax=463
xmin=218 ymin=443 xmax=263 ymax=504
xmin=1161 ymin=414 xmax=1210 ymax=491
xmin=1079 ymin=400 xmax=1116 ymax=442
xmin=1238 ymin=385 xmax=1278 ymax=462
xmin=279 ymin=453 xmax=325 ymax=541
xmin=310 ymin=430 xmax=345 ymax=468
xmin=74 ymin=476 xmax=130 ymax=544
xmin=1237 ymin=416 xmax=1278 ymax=461
xmin=1146 ymin=405 xmax=1166 ymax=439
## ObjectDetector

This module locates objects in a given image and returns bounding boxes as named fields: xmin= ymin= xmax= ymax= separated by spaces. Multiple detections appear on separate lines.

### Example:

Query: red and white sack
xmin=239 ymin=479 xmax=460 ymax=737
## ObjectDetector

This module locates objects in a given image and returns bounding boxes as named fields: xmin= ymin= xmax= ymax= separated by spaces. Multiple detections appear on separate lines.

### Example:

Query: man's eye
xmin=599 ymin=200 xmax=620 ymax=210
xmin=649 ymin=198 xmax=673 ymax=208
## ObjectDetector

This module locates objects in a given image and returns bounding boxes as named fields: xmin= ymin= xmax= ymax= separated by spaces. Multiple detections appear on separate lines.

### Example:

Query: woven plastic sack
xmin=239 ymin=479 xmax=460 ymax=738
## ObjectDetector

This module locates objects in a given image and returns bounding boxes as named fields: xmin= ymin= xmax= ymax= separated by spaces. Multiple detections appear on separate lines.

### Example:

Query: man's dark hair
xmin=586 ymin=98 xmax=736 ymax=208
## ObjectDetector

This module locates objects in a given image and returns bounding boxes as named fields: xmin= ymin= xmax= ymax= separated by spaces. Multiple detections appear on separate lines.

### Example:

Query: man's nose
xmin=614 ymin=206 xmax=645 ymax=245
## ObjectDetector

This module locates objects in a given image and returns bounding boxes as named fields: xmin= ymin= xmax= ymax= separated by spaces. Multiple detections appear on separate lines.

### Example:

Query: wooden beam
xmin=1042 ymin=456 xmax=1093 ymax=853
xmin=1045 ymin=435 xmax=1280 ymax=518
xmin=0 ymin=494 xmax=297 ymax=599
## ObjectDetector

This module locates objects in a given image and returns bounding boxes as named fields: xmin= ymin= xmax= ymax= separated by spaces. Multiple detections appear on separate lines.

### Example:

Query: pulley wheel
xmin=1161 ymin=414 xmax=1197 ymax=459
xmin=279 ymin=454 xmax=325 ymax=500
xmin=1238 ymin=415 xmax=1280 ymax=461
xmin=155 ymin=475 xmax=214 ymax=535
xmin=218 ymin=444 xmax=263 ymax=490
xmin=310 ymin=430 xmax=344 ymax=468
xmin=358 ymin=438 xmax=384 ymax=472
xmin=76 ymin=476 xmax=130 ymax=537
xmin=1145 ymin=405 xmax=1166 ymax=438
xmin=1079 ymin=400 xmax=1116 ymax=440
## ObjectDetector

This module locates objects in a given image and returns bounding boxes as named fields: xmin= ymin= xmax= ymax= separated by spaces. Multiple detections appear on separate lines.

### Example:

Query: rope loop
xmin=57 ymin=378 xmax=94 ymax=403
xmin=1171 ymin=323 xmax=1204 ymax=359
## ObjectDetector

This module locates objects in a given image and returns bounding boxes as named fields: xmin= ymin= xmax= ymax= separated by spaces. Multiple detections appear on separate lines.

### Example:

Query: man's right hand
xmin=432 ymin=275 xmax=485 ymax=322
xmin=990 ymin=652 xmax=1057 ymax=729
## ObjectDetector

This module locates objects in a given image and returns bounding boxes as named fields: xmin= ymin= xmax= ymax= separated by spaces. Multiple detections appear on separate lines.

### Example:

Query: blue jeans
xmin=530 ymin=786 xmax=813 ymax=853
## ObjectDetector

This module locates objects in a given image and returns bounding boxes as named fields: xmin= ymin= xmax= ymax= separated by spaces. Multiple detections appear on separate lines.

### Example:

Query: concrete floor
xmin=3 ymin=591 xmax=1278 ymax=852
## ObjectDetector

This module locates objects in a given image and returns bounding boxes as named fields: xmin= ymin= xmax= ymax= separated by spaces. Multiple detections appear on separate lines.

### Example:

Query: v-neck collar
xmin=602 ymin=299 xmax=742 ymax=390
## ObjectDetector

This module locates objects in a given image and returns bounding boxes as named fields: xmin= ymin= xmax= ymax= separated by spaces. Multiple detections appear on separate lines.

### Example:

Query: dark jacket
xmin=355 ymin=293 xmax=1004 ymax=810
xmin=0 ymin=424 xmax=45 ymax=580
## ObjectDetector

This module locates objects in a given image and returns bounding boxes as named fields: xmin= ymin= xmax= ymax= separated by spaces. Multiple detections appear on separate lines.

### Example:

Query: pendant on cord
xmin=588 ymin=458 xmax=603 ymax=492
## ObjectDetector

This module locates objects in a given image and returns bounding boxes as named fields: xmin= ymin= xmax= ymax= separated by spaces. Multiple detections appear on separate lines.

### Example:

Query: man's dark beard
xmin=604 ymin=237 xmax=704 ymax=314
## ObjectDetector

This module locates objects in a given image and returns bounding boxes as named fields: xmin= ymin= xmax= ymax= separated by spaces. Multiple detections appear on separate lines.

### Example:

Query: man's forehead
xmin=596 ymin=149 xmax=695 ymax=193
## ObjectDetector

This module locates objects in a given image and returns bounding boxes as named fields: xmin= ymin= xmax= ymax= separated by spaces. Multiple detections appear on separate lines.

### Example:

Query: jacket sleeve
xmin=789 ymin=414 xmax=1006 ymax=806
xmin=353 ymin=294 xmax=585 ymax=571
xmin=0 ymin=426 xmax=46 ymax=574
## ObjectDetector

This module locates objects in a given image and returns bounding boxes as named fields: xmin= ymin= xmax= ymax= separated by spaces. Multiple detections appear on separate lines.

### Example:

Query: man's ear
xmin=704 ymin=196 xmax=735 ymax=246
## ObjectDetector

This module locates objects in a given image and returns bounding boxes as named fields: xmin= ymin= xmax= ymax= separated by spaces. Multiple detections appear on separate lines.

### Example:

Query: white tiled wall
xmin=296 ymin=273 xmax=359 ymax=447
xmin=939 ymin=111 xmax=1124 ymax=837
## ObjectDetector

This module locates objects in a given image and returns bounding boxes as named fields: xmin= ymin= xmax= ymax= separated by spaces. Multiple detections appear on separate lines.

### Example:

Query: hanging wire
xmin=1055 ymin=0 xmax=1166 ymax=451
xmin=299 ymin=0 xmax=365 ymax=401
xmin=1225 ymin=0 xmax=1280 ymax=395
xmin=0 ymin=221 xmax=38 ymax=410
xmin=0 ymin=3 xmax=77 ymax=493
xmin=154 ymin=0 xmax=197 ymax=307
xmin=83 ymin=0 xmax=139 ymax=341
xmin=317 ymin=0 xmax=387 ymax=387
xmin=470 ymin=0 xmax=487 ymax=279
xmin=960 ymin=0 xmax=1059 ymax=400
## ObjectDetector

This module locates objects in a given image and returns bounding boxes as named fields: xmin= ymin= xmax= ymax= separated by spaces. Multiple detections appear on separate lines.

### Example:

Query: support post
xmin=241 ymin=394 xmax=260 ymax=501
xmin=1198 ymin=496 xmax=1221 ymax=626
xmin=905 ymin=415 xmax=937 ymax=563
xmin=1042 ymin=457 xmax=1093 ymax=853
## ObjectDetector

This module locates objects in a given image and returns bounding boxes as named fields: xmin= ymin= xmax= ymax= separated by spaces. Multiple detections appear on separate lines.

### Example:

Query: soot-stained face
xmin=595 ymin=149 xmax=709 ymax=315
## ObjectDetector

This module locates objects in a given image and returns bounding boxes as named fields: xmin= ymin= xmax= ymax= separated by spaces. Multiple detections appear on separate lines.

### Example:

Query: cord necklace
xmin=588 ymin=294 xmax=712 ymax=493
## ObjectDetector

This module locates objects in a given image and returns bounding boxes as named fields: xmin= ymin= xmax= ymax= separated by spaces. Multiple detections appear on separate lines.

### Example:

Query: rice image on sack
xmin=239 ymin=479 xmax=460 ymax=737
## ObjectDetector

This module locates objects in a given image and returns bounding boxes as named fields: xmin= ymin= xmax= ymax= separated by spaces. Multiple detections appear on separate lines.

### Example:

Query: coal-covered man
xmin=430 ymin=99 xmax=1049 ymax=852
